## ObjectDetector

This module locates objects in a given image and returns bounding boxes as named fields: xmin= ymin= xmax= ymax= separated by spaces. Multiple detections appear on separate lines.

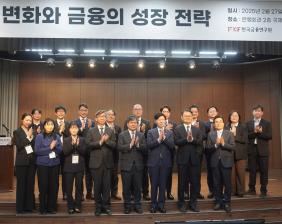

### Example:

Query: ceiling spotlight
xmin=109 ymin=59 xmax=118 ymax=69
xmin=212 ymin=60 xmax=220 ymax=68
xmin=65 ymin=58 xmax=73 ymax=68
xmin=46 ymin=58 xmax=55 ymax=67
xmin=187 ymin=60 xmax=196 ymax=69
xmin=88 ymin=59 xmax=96 ymax=68
xmin=159 ymin=60 xmax=166 ymax=69
xmin=137 ymin=59 xmax=145 ymax=69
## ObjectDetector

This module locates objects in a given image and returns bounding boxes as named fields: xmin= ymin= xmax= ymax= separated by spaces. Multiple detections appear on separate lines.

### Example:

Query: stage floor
xmin=1 ymin=169 xmax=282 ymax=202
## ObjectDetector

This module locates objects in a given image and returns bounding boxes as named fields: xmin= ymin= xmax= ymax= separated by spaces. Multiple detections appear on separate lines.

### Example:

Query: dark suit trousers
xmin=121 ymin=164 xmax=142 ymax=209
xmin=166 ymin=151 xmax=174 ymax=195
xmin=231 ymin=159 xmax=246 ymax=195
xmin=212 ymin=160 xmax=232 ymax=205
xmin=60 ymin=156 xmax=66 ymax=196
xmin=186 ymin=153 xmax=203 ymax=196
xmin=248 ymin=146 xmax=269 ymax=193
xmin=15 ymin=165 xmax=36 ymax=213
xmin=84 ymin=152 xmax=94 ymax=194
xmin=178 ymin=163 xmax=199 ymax=207
xmin=149 ymin=164 xmax=169 ymax=209
xmin=91 ymin=164 xmax=111 ymax=210
xmin=37 ymin=165 xmax=60 ymax=213
xmin=65 ymin=172 xmax=83 ymax=210
xmin=142 ymin=155 xmax=149 ymax=195
xmin=205 ymin=150 xmax=214 ymax=193
xmin=111 ymin=162 xmax=119 ymax=196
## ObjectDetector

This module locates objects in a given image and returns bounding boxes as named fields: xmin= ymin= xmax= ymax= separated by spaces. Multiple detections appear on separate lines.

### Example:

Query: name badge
xmin=72 ymin=155 xmax=79 ymax=164
xmin=25 ymin=145 xmax=33 ymax=154
xmin=49 ymin=151 xmax=56 ymax=159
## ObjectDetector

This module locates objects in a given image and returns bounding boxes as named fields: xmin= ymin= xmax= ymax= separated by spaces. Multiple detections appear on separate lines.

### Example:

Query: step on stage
xmin=0 ymin=170 xmax=281 ymax=224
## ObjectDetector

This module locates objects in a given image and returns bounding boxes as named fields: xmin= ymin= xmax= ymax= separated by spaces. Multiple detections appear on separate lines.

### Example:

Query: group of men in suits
xmin=30 ymin=103 xmax=272 ymax=215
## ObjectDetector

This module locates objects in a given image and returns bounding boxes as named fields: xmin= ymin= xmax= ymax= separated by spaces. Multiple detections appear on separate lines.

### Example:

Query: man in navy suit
xmin=147 ymin=113 xmax=174 ymax=213
xmin=246 ymin=105 xmax=272 ymax=198
xmin=206 ymin=115 xmax=235 ymax=213
xmin=75 ymin=103 xmax=95 ymax=200
xmin=175 ymin=109 xmax=202 ymax=213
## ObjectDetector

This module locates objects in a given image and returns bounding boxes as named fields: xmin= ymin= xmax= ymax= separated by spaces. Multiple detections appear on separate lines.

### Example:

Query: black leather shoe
xmin=259 ymin=192 xmax=267 ymax=199
xmin=224 ymin=204 xmax=231 ymax=213
xmin=179 ymin=205 xmax=187 ymax=213
xmin=95 ymin=209 xmax=101 ymax=216
xmin=124 ymin=208 xmax=131 ymax=214
xmin=68 ymin=209 xmax=74 ymax=214
xmin=135 ymin=207 xmax=143 ymax=214
xmin=207 ymin=192 xmax=214 ymax=199
xmin=214 ymin=203 xmax=222 ymax=210
xmin=245 ymin=189 xmax=256 ymax=195
xmin=237 ymin=194 xmax=244 ymax=198
xmin=158 ymin=207 xmax=166 ymax=213
xmin=103 ymin=209 xmax=112 ymax=215
xmin=167 ymin=193 xmax=174 ymax=200
xmin=143 ymin=194 xmax=151 ymax=201
xmin=184 ymin=193 xmax=190 ymax=200
xmin=197 ymin=193 xmax=205 ymax=199
xmin=190 ymin=205 xmax=200 ymax=212
xmin=150 ymin=207 xmax=157 ymax=213
xmin=74 ymin=208 xmax=81 ymax=213
xmin=111 ymin=195 xmax=122 ymax=200
xmin=47 ymin=210 xmax=57 ymax=214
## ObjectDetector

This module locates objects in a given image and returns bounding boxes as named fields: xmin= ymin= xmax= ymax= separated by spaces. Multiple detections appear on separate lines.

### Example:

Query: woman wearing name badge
xmin=63 ymin=122 xmax=86 ymax=214
xmin=13 ymin=113 xmax=36 ymax=214
xmin=35 ymin=118 xmax=62 ymax=215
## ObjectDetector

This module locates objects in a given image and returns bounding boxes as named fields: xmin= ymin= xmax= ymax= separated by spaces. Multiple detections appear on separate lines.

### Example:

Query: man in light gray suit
xmin=206 ymin=115 xmax=235 ymax=213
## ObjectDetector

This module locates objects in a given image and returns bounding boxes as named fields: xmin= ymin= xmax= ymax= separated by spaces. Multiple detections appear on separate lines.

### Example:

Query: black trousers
xmin=121 ymin=164 xmax=142 ymax=209
xmin=212 ymin=160 xmax=232 ymax=205
xmin=142 ymin=155 xmax=149 ymax=196
xmin=205 ymin=150 xmax=214 ymax=193
xmin=149 ymin=165 xmax=169 ymax=209
xmin=91 ymin=164 xmax=111 ymax=210
xmin=178 ymin=163 xmax=199 ymax=207
xmin=248 ymin=147 xmax=269 ymax=193
xmin=84 ymin=153 xmax=94 ymax=195
xmin=37 ymin=165 xmax=60 ymax=213
xmin=65 ymin=171 xmax=84 ymax=210
xmin=60 ymin=156 xmax=66 ymax=197
xmin=166 ymin=151 xmax=174 ymax=195
xmin=15 ymin=165 xmax=36 ymax=213
xmin=111 ymin=163 xmax=119 ymax=197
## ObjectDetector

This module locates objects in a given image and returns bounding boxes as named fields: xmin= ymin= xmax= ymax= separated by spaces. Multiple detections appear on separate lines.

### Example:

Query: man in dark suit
xmin=189 ymin=105 xmax=207 ymax=200
xmin=206 ymin=115 xmax=235 ymax=213
xmin=246 ymin=105 xmax=272 ymax=198
xmin=86 ymin=110 xmax=116 ymax=216
xmin=54 ymin=105 xmax=70 ymax=200
xmin=147 ymin=113 xmax=175 ymax=213
xmin=75 ymin=103 xmax=95 ymax=200
xmin=118 ymin=115 xmax=146 ymax=214
xmin=153 ymin=105 xmax=177 ymax=200
xmin=106 ymin=109 xmax=122 ymax=200
xmin=124 ymin=104 xmax=151 ymax=201
xmin=175 ymin=109 xmax=202 ymax=213
xmin=205 ymin=106 xmax=219 ymax=199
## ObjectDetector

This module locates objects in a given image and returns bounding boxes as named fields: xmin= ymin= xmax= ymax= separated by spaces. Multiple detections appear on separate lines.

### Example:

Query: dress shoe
xmin=214 ymin=203 xmax=222 ymax=210
xmin=158 ymin=207 xmax=166 ymax=213
xmin=124 ymin=208 xmax=131 ymax=214
xmin=135 ymin=207 xmax=143 ymax=214
xmin=103 ymin=208 xmax=112 ymax=215
xmin=143 ymin=194 xmax=151 ymax=201
xmin=224 ymin=204 xmax=232 ymax=213
xmin=95 ymin=208 xmax=101 ymax=216
xmin=184 ymin=193 xmax=190 ymax=200
xmin=207 ymin=192 xmax=214 ymax=199
xmin=68 ymin=209 xmax=74 ymax=214
xmin=197 ymin=193 xmax=205 ymax=199
xmin=259 ymin=192 xmax=267 ymax=199
xmin=74 ymin=208 xmax=81 ymax=213
xmin=179 ymin=205 xmax=187 ymax=213
xmin=237 ymin=194 xmax=244 ymax=198
xmin=190 ymin=205 xmax=200 ymax=212
xmin=245 ymin=189 xmax=256 ymax=195
xmin=63 ymin=194 xmax=67 ymax=201
xmin=111 ymin=195 xmax=122 ymax=200
xmin=47 ymin=210 xmax=57 ymax=214
xmin=167 ymin=193 xmax=174 ymax=200
xmin=150 ymin=207 xmax=157 ymax=213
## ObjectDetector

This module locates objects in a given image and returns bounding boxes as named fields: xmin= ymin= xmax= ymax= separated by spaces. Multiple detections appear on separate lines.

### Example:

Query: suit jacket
xmin=86 ymin=126 xmax=116 ymax=169
xmin=63 ymin=136 xmax=86 ymax=173
xmin=106 ymin=123 xmax=122 ymax=163
xmin=118 ymin=130 xmax=146 ymax=171
xmin=74 ymin=118 xmax=95 ymax=138
xmin=152 ymin=119 xmax=177 ymax=131
xmin=54 ymin=120 xmax=70 ymax=139
xmin=13 ymin=127 xmax=35 ymax=166
xmin=225 ymin=123 xmax=248 ymax=160
xmin=206 ymin=129 xmax=235 ymax=168
xmin=246 ymin=119 xmax=272 ymax=157
xmin=193 ymin=120 xmax=208 ymax=155
xmin=147 ymin=128 xmax=174 ymax=168
xmin=174 ymin=124 xmax=202 ymax=166
xmin=124 ymin=117 xmax=151 ymax=138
